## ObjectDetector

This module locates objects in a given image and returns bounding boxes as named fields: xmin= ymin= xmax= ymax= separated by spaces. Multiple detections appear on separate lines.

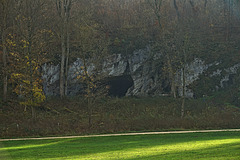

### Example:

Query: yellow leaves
xmin=6 ymin=38 xmax=16 ymax=47
xmin=15 ymin=15 xmax=21 ymax=21
xmin=11 ymin=58 xmax=45 ymax=107
xmin=19 ymin=87 xmax=46 ymax=106
xmin=39 ymin=29 xmax=47 ymax=34
xmin=13 ymin=78 xmax=46 ymax=106
xmin=11 ymin=73 xmax=23 ymax=79
xmin=10 ymin=52 xmax=18 ymax=57
xmin=38 ymin=29 xmax=54 ymax=37
xmin=21 ymin=40 xmax=29 ymax=48
xmin=209 ymin=24 xmax=214 ymax=28
xmin=8 ymin=34 xmax=14 ymax=39
xmin=15 ymin=15 xmax=28 ymax=21
xmin=33 ymin=88 xmax=46 ymax=104
xmin=23 ymin=80 xmax=30 ymax=85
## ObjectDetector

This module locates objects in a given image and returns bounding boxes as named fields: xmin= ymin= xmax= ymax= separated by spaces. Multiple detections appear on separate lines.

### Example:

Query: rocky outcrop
xmin=175 ymin=59 xmax=240 ymax=98
xmin=42 ymin=47 xmax=240 ymax=97
xmin=42 ymin=64 xmax=60 ymax=96
xmin=42 ymin=47 xmax=165 ymax=97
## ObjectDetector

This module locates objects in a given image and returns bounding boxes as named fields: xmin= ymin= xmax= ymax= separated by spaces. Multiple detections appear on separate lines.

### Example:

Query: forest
xmin=1 ymin=0 xmax=240 ymax=137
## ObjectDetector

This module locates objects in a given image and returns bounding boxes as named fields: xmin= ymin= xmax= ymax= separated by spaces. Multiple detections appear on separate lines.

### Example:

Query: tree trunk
xmin=27 ymin=14 xmax=35 ymax=119
xmin=83 ymin=58 xmax=92 ymax=128
xmin=173 ymin=0 xmax=180 ymax=19
xmin=171 ymin=79 xmax=177 ymax=98
xmin=2 ymin=37 xmax=7 ymax=102
xmin=60 ymin=30 xmax=65 ymax=98
xmin=204 ymin=0 xmax=208 ymax=8
xmin=167 ymin=55 xmax=176 ymax=98
xmin=64 ymin=24 xmax=70 ymax=96
xmin=31 ymin=106 xmax=36 ymax=120
xmin=2 ymin=1 xmax=8 ymax=102
xmin=181 ymin=66 xmax=186 ymax=118
xmin=181 ymin=42 xmax=187 ymax=118
xmin=88 ymin=89 xmax=92 ymax=129
xmin=57 ymin=0 xmax=71 ymax=98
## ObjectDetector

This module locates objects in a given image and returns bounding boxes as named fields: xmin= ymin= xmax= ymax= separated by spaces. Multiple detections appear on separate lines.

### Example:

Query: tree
xmin=147 ymin=0 xmax=206 ymax=117
xmin=146 ymin=0 xmax=179 ymax=98
xmin=8 ymin=0 xmax=52 ymax=118
xmin=0 ymin=0 xmax=14 ymax=102
xmin=72 ymin=2 xmax=109 ymax=127
xmin=147 ymin=0 xmax=163 ymax=28
xmin=55 ymin=0 xmax=72 ymax=98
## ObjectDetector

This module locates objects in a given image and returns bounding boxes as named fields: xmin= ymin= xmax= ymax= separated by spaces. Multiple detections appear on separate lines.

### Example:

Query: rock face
xmin=42 ymin=47 xmax=240 ymax=97
xmin=42 ymin=64 xmax=60 ymax=96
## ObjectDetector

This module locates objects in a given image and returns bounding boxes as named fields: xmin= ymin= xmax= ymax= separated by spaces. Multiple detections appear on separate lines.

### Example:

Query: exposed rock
xmin=42 ymin=47 xmax=164 ymax=97
xmin=126 ymin=47 xmax=164 ymax=96
xmin=220 ymin=64 xmax=240 ymax=88
xmin=42 ymin=48 xmax=240 ymax=98
xmin=210 ymin=69 xmax=222 ymax=77
xmin=176 ymin=59 xmax=240 ymax=97
xmin=42 ymin=64 xmax=60 ymax=96
xmin=176 ymin=58 xmax=211 ymax=97
xmin=102 ymin=54 xmax=128 ymax=76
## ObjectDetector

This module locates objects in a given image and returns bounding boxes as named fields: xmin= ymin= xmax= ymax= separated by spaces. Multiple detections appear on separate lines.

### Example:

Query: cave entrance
xmin=107 ymin=75 xmax=134 ymax=97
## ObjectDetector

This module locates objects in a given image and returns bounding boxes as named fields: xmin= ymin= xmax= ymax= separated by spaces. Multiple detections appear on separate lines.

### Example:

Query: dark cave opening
xmin=107 ymin=75 xmax=134 ymax=97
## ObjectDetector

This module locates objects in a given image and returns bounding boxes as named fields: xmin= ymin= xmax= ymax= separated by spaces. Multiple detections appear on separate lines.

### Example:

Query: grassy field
xmin=0 ymin=131 xmax=239 ymax=160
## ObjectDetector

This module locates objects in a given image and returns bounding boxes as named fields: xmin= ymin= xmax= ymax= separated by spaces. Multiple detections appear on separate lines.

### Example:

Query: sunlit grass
xmin=69 ymin=139 xmax=240 ymax=160
xmin=1 ymin=131 xmax=240 ymax=160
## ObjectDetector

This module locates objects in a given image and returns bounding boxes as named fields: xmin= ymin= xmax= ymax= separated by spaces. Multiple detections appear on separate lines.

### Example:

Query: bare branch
xmin=173 ymin=0 xmax=180 ymax=19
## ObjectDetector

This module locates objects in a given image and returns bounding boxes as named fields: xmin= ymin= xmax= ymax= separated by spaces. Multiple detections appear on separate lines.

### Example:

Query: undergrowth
xmin=1 ymin=96 xmax=240 ymax=138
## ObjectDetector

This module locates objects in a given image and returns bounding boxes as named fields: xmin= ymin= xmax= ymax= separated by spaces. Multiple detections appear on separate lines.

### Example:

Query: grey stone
xmin=42 ymin=47 xmax=240 ymax=97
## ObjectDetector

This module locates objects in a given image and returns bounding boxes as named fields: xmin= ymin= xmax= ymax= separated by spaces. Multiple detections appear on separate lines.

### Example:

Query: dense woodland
xmin=1 ymin=0 xmax=240 ymax=137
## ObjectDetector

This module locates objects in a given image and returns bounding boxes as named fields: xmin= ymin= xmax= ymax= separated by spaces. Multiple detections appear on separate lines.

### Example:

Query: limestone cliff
xmin=42 ymin=47 xmax=240 ymax=97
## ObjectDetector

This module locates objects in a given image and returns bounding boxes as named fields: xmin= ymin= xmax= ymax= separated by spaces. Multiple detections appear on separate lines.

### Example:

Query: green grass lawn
xmin=0 ymin=131 xmax=240 ymax=160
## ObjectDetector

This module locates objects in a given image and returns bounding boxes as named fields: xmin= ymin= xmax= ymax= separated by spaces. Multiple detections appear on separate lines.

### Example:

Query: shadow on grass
xmin=2 ymin=131 xmax=240 ymax=160
xmin=0 ymin=142 xmax=12 ymax=160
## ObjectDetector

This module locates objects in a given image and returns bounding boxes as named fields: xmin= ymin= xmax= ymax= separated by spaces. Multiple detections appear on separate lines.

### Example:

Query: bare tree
xmin=147 ymin=0 xmax=163 ymax=28
xmin=71 ymin=1 xmax=109 ymax=127
xmin=56 ymin=0 xmax=72 ymax=98
xmin=0 ymin=0 xmax=14 ymax=102
xmin=173 ymin=0 xmax=180 ymax=19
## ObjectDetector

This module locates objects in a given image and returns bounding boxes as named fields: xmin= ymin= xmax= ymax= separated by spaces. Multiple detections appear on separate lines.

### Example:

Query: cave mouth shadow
xmin=106 ymin=75 xmax=134 ymax=97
